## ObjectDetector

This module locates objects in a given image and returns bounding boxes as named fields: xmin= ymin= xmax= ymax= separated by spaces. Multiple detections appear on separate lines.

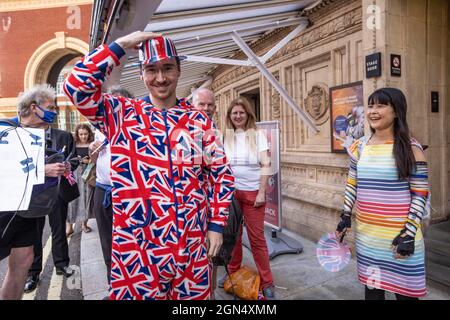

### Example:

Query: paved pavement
xmin=2 ymin=218 xmax=449 ymax=300
xmin=80 ymin=220 xmax=108 ymax=300
xmin=81 ymin=221 xmax=450 ymax=300
xmin=0 ymin=216 xmax=83 ymax=300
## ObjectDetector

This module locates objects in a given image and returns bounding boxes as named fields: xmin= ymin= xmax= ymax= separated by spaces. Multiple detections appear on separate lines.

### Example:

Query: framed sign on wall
xmin=329 ymin=81 xmax=364 ymax=153
xmin=366 ymin=52 xmax=382 ymax=78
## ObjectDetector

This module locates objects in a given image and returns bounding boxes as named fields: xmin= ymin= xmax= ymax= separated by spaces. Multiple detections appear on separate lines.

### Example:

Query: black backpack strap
xmin=224 ymin=264 xmax=238 ymax=301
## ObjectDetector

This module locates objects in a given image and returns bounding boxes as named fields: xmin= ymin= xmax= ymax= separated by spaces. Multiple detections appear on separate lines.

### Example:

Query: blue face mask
xmin=36 ymin=105 xmax=57 ymax=124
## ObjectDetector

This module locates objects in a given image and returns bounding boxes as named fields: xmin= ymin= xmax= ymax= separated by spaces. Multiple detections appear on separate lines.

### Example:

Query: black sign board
xmin=391 ymin=54 xmax=401 ymax=77
xmin=431 ymin=91 xmax=439 ymax=113
xmin=365 ymin=52 xmax=382 ymax=78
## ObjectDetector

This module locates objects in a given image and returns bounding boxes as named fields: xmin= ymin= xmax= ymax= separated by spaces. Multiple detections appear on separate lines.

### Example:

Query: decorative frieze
xmin=316 ymin=168 xmax=348 ymax=186
xmin=211 ymin=66 xmax=256 ymax=92
xmin=281 ymin=164 xmax=307 ymax=181
xmin=282 ymin=163 xmax=348 ymax=187
xmin=270 ymin=73 xmax=281 ymax=120
xmin=211 ymin=5 xmax=362 ymax=92
xmin=236 ymin=78 xmax=259 ymax=93
xmin=281 ymin=178 xmax=344 ymax=211
xmin=280 ymin=164 xmax=346 ymax=212
xmin=273 ymin=9 xmax=361 ymax=64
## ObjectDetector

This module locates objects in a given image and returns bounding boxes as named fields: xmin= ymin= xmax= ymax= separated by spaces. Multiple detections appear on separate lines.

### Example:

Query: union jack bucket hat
xmin=138 ymin=36 xmax=186 ymax=65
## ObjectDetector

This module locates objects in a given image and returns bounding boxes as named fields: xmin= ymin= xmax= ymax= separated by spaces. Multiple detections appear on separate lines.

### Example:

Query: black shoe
xmin=24 ymin=275 xmax=39 ymax=293
xmin=55 ymin=266 xmax=74 ymax=277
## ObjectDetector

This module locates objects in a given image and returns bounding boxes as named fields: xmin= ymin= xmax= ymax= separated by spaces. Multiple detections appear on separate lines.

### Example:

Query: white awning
xmin=97 ymin=0 xmax=321 ymax=132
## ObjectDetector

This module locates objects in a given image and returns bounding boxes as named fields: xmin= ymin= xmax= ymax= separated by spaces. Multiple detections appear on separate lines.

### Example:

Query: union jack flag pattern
xmin=63 ymin=42 xmax=234 ymax=300
xmin=139 ymin=36 xmax=185 ymax=65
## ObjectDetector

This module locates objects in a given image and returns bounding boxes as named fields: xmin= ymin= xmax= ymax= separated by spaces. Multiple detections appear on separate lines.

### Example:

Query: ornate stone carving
xmin=307 ymin=168 xmax=317 ymax=182
xmin=281 ymin=179 xmax=344 ymax=211
xmin=211 ymin=5 xmax=362 ymax=92
xmin=304 ymin=83 xmax=329 ymax=125
xmin=304 ymin=0 xmax=336 ymax=16
xmin=237 ymin=79 xmax=259 ymax=92
xmin=317 ymin=168 xmax=348 ymax=186
xmin=270 ymin=7 xmax=361 ymax=66
xmin=270 ymin=74 xmax=281 ymax=120
xmin=212 ymin=66 xmax=257 ymax=92
xmin=213 ymin=92 xmax=220 ymax=124
xmin=281 ymin=165 xmax=307 ymax=180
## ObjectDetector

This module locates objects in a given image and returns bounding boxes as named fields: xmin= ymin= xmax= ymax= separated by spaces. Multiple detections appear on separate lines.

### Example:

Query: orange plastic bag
xmin=224 ymin=266 xmax=260 ymax=300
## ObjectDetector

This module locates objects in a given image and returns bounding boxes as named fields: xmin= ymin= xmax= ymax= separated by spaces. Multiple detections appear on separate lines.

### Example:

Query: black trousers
xmin=365 ymin=286 xmax=419 ymax=300
xmin=93 ymin=186 xmax=113 ymax=283
xmin=28 ymin=196 xmax=70 ymax=276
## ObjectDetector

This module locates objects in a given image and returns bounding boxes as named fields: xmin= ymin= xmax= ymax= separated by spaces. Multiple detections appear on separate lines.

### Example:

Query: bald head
xmin=192 ymin=88 xmax=216 ymax=119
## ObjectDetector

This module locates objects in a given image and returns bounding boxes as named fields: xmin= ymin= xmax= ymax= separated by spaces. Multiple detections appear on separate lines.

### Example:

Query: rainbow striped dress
xmin=346 ymin=138 xmax=427 ymax=298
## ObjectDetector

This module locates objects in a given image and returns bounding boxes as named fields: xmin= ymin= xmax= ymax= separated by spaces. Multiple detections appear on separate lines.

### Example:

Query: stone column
xmin=362 ymin=0 xmax=449 ymax=221
xmin=447 ymin=3 xmax=450 ymax=219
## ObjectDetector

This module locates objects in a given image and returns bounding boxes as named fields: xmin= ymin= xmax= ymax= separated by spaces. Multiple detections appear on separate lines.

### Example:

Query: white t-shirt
xmin=224 ymin=130 xmax=269 ymax=191
xmin=94 ymin=130 xmax=112 ymax=186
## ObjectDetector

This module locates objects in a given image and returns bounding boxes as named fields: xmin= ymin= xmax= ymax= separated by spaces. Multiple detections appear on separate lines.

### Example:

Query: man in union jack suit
xmin=63 ymin=31 xmax=235 ymax=300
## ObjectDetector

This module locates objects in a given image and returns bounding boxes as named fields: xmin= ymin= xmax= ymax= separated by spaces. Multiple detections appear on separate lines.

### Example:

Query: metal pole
xmin=184 ymin=55 xmax=251 ymax=66
xmin=261 ymin=21 xmax=309 ymax=63
xmin=231 ymin=31 xmax=318 ymax=133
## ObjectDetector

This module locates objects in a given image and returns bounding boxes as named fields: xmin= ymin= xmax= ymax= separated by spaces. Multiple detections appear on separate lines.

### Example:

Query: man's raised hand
xmin=115 ymin=31 xmax=162 ymax=50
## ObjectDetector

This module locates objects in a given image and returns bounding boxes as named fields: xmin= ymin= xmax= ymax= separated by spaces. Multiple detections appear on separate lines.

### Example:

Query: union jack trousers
xmin=63 ymin=42 xmax=235 ymax=300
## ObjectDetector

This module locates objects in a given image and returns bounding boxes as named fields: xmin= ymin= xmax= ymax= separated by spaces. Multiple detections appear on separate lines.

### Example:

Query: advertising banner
xmin=329 ymin=82 xmax=364 ymax=152
xmin=256 ymin=121 xmax=281 ymax=231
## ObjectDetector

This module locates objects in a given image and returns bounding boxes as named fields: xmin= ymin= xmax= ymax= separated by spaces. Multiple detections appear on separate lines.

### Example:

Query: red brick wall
xmin=0 ymin=4 xmax=92 ymax=98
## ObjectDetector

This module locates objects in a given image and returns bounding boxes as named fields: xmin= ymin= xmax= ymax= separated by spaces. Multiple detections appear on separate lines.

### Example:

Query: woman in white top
xmin=222 ymin=97 xmax=276 ymax=299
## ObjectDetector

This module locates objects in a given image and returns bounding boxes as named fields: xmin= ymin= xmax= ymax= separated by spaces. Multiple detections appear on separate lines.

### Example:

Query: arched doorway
xmin=23 ymin=34 xmax=89 ymax=131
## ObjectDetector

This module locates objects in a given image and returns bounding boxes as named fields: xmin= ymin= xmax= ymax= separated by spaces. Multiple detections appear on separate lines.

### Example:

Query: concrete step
xmin=426 ymin=260 xmax=450 ymax=289
xmin=433 ymin=221 xmax=450 ymax=233
xmin=427 ymin=278 xmax=450 ymax=296
xmin=425 ymin=238 xmax=450 ymax=257
xmin=426 ymin=250 xmax=450 ymax=268
xmin=425 ymin=227 xmax=450 ymax=243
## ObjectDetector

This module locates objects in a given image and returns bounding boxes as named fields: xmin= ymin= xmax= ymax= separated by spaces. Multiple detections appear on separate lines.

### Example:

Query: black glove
xmin=336 ymin=212 xmax=351 ymax=232
xmin=392 ymin=230 xmax=415 ymax=257
xmin=336 ymin=212 xmax=351 ymax=242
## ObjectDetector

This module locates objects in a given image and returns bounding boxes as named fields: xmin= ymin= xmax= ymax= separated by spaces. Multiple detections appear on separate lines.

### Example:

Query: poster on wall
xmin=329 ymin=81 xmax=364 ymax=153
xmin=256 ymin=121 xmax=282 ymax=231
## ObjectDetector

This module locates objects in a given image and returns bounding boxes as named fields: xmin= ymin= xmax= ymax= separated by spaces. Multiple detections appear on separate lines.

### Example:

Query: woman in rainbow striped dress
xmin=335 ymin=87 xmax=428 ymax=300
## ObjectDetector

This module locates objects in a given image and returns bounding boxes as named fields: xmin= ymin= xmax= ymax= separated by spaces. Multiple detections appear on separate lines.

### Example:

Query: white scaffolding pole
xmin=230 ymin=31 xmax=318 ymax=133
xmin=183 ymin=55 xmax=251 ymax=67
xmin=261 ymin=21 xmax=309 ymax=63
xmin=182 ymin=18 xmax=318 ymax=133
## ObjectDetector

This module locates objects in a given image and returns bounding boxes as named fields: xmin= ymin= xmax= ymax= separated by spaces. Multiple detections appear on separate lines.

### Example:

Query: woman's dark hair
xmin=74 ymin=123 xmax=94 ymax=144
xmin=368 ymin=87 xmax=415 ymax=179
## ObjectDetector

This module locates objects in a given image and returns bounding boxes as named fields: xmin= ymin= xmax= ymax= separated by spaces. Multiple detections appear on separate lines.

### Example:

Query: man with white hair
xmin=0 ymin=84 xmax=74 ymax=299
xmin=192 ymin=88 xmax=217 ymax=120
